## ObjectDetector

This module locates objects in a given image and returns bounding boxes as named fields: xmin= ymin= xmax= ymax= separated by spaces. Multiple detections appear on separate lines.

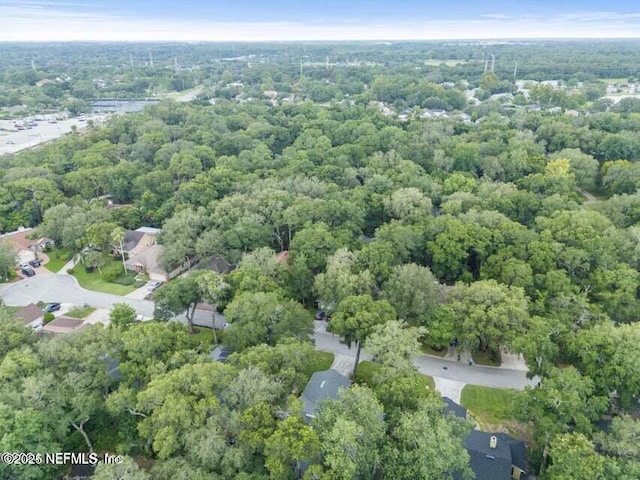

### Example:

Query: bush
xmin=101 ymin=263 xmax=122 ymax=282
xmin=84 ymin=265 xmax=95 ymax=273
xmin=111 ymin=274 xmax=136 ymax=286
xmin=133 ymin=280 xmax=147 ymax=288
xmin=44 ymin=312 xmax=54 ymax=323
xmin=67 ymin=268 xmax=74 ymax=274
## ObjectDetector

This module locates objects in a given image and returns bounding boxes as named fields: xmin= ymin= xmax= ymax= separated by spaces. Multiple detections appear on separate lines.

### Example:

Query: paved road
xmin=313 ymin=321 xmax=537 ymax=390
xmin=1 ymin=275 xmax=537 ymax=390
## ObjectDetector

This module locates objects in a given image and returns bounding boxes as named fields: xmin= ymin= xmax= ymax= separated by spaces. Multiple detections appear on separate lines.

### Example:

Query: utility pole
xmin=31 ymin=59 xmax=36 ymax=72
xmin=129 ymin=53 xmax=134 ymax=68
xmin=513 ymin=61 xmax=518 ymax=82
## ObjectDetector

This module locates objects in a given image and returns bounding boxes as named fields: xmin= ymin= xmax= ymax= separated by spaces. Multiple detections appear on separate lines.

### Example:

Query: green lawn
xmin=460 ymin=385 xmax=521 ymax=426
xmin=70 ymin=259 xmax=137 ymax=295
xmin=308 ymin=351 xmax=334 ymax=375
xmin=44 ymin=247 xmax=74 ymax=273
xmin=65 ymin=305 xmax=96 ymax=319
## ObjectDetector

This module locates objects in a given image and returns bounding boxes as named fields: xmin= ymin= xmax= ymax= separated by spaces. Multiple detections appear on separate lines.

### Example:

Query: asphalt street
xmin=1 ymin=274 xmax=538 ymax=390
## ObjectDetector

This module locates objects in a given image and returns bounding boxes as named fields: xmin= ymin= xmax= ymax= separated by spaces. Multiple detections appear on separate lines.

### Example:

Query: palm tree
xmin=82 ymin=250 xmax=106 ymax=275
xmin=111 ymin=227 xmax=127 ymax=273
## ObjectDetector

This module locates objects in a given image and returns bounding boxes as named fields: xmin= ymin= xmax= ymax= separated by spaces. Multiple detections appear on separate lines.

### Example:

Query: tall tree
xmin=153 ymin=276 xmax=203 ymax=333
xmin=329 ymin=295 xmax=397 ymax=376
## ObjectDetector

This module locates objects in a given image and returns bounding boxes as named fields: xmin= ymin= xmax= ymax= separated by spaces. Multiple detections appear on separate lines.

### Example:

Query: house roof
xmin=210 ymin=346 xmax=232 ymax=362
xmin=443 ymin=397 xmax=467 ymax=419
xmin=459 ymin=431 xmax=527 ymax=480
xmin=135 ymin=226 xmax=162 ymax=235
xmin=122 ymin=230 xmax=146 ymax=252
xmin=42 ymin=316 xmax=85 ymax=335
xmin=0 ymin=228 xmax=34 ymax=251
xmin=195 ymin=254 xmax=234 ymax=274
xmin=301 ymin=369 xmax=351 ymax=419
xmin=125 ymin=244 xmax=167 ymax=277
xmin=15 ymin=303 xmax=43 ymax=324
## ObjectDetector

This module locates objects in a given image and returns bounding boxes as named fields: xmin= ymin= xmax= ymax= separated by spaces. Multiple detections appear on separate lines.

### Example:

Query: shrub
xmin=133 ymin=280 xmax=147 ymax=288
xmin=44 ymin=312 xmax=54 ymax=323
xmin=101 ymin=263 xmax=122 ymax=282
xmin=84 ymin=265 xmax=95 ymax=273
xmin=111 ymin=274 xmax=136 ymax=286
xmin=67 ymin=268 xmax=74 ymax=274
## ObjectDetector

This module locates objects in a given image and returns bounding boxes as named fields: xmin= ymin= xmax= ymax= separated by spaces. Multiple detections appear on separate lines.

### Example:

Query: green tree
xmin=264 ymin=399 xmax=320 ymax=480
xmin=382 ymin=263 xmax=441 ymax=326
xmin=313 ymin=249 xmax=374 ymax=311
xmin=381 ymin=396 xmax=472 ymax=480
xmin=223 ymin=291 xmax=312 ymax=352
xmin=449 ymin=279 xmax=529 ymax=353
xmin=329 ymin=295 xmax=397 ymax=376
xmin=109 ymin=303 xmax=137 ymax=329
xmin=545 ymin=433 xmax=607 ymax=480
xmin=93 ymin=456 xmax=150 ymax=480
xmin=313 ymin=385 xmax=386 ymax=479
xmin=366 ymin=321 xmax=426 ymax=372
xmin=0 ymin=242 xmax=17 ymax=281
xmin=153 ymin=276 xmax=202 ymax=333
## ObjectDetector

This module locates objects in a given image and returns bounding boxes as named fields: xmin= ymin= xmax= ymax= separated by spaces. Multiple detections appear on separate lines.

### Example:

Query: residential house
xmin=15 ymin=303 xmax=44 ymax=331
xmin=125 ymin=244 xmax=168 ymax=282
xmin=445 ymin=397 xmax=528 ymax=480
xmin=195 ymin=254 xmax=234 ymax=275
xmin=461 ymin=431 xmax=527 ymax=480
xmin=443 ymin=396 xmax=468 ymax=419
xmin=114 ymin=227 xmax=162 ymax=258
xmin=42 ymin=316 xmax=85 ymax=335
xmin=301 ymin=369 xmax=351 ymax=421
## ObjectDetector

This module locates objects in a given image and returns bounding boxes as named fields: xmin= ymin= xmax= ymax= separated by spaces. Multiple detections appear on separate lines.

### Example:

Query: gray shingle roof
xmin=122 ymin=230 xmax=145 ymax=252
xmin=301 ymin=369 xmax=351 ymax=419
xmin=210 ymin=346 xmax=232 ymax=362
xmin=459 ymin=430 xmax=527 ymax=480
xmin=443 ymin=397 xmax=467 ymax=419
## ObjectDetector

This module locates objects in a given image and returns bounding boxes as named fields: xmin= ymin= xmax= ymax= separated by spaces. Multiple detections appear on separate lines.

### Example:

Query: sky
xmin=1 ymin=0 xmax=640 ymax=41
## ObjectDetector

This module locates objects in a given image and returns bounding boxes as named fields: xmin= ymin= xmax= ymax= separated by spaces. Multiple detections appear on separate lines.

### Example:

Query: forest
xmin=0 ymin=41 xmax=640 ymax=480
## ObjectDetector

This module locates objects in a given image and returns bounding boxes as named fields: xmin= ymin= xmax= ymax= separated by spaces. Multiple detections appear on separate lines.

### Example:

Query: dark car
xmin=43 ymin=302 xmax=61 ymax=313
xmin=314 ymin=310 xmax=327 ymax=321
xmin=29 ymin=259 xmax=41 ymax=268
xmin=21 ymin=267 xmax=35 ymax=277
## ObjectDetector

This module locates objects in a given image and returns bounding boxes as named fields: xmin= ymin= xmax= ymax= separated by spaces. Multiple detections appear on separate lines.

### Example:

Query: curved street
xmin=1 ymin=274 xmax=538 ymax=393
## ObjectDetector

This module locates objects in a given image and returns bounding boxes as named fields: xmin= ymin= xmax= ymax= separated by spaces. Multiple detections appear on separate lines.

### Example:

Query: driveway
xmin=1 ymin=276 xmax=538 ymax=391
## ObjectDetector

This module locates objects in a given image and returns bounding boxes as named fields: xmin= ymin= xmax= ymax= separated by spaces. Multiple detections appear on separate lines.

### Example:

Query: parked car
xmin=29 ymin=259 xmax=41 ymax=268
xmin=21 ymin=267 xmax=35 ymax=277
xmin=314 ymin=309 xmax=327 ymax=321
xmin=147 ymin=280 xmax=163 ymax=291
xmin=42 ymin=302 xmax=61 ymax=313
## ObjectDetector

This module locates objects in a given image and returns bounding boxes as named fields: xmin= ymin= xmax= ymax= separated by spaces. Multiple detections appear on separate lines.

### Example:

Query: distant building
xmin=114 ymin=227 xmax=161 ymax=258
xmin=301 ymin=369 xmax=351 ymax=421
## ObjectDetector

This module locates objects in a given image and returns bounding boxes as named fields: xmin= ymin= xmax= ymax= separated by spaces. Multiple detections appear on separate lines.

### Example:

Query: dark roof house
xmin=459 ymin=430 xmax=527 ymax=480
xmin=41 ymin=316 xmax=85 ymax=335
xmin=301 ymin=369 xmax=351 ymax=420
xmin=443 ymin=397 xmax=468 ymax=419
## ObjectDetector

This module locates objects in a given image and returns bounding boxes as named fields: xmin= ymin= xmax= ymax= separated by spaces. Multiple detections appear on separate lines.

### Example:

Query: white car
xmin=147 ymin=280 xmax=162 ymax=291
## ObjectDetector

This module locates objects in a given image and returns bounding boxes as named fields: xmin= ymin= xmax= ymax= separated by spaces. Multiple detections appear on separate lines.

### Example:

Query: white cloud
xmin=1 ymin=4 xmax=640 ymax=41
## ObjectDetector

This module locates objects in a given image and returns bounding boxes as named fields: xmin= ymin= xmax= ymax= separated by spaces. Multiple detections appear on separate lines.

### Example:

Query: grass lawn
xmin=191 ymin=326 xmax=215 ymax=347
xmin=460 ymin=385 xmax=521 ymax=427
xmin=308 ymin=351 xmax=334 ymax=375
xmin=65 ymin=305 xmax=96 ymax=319
xmin=472 ymin=349 xmax=502 ymax=367
xmin=44 ymin=247 xmax=74 ymax=273
xmin=70 ymin=259 xmax=137 ymax=295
